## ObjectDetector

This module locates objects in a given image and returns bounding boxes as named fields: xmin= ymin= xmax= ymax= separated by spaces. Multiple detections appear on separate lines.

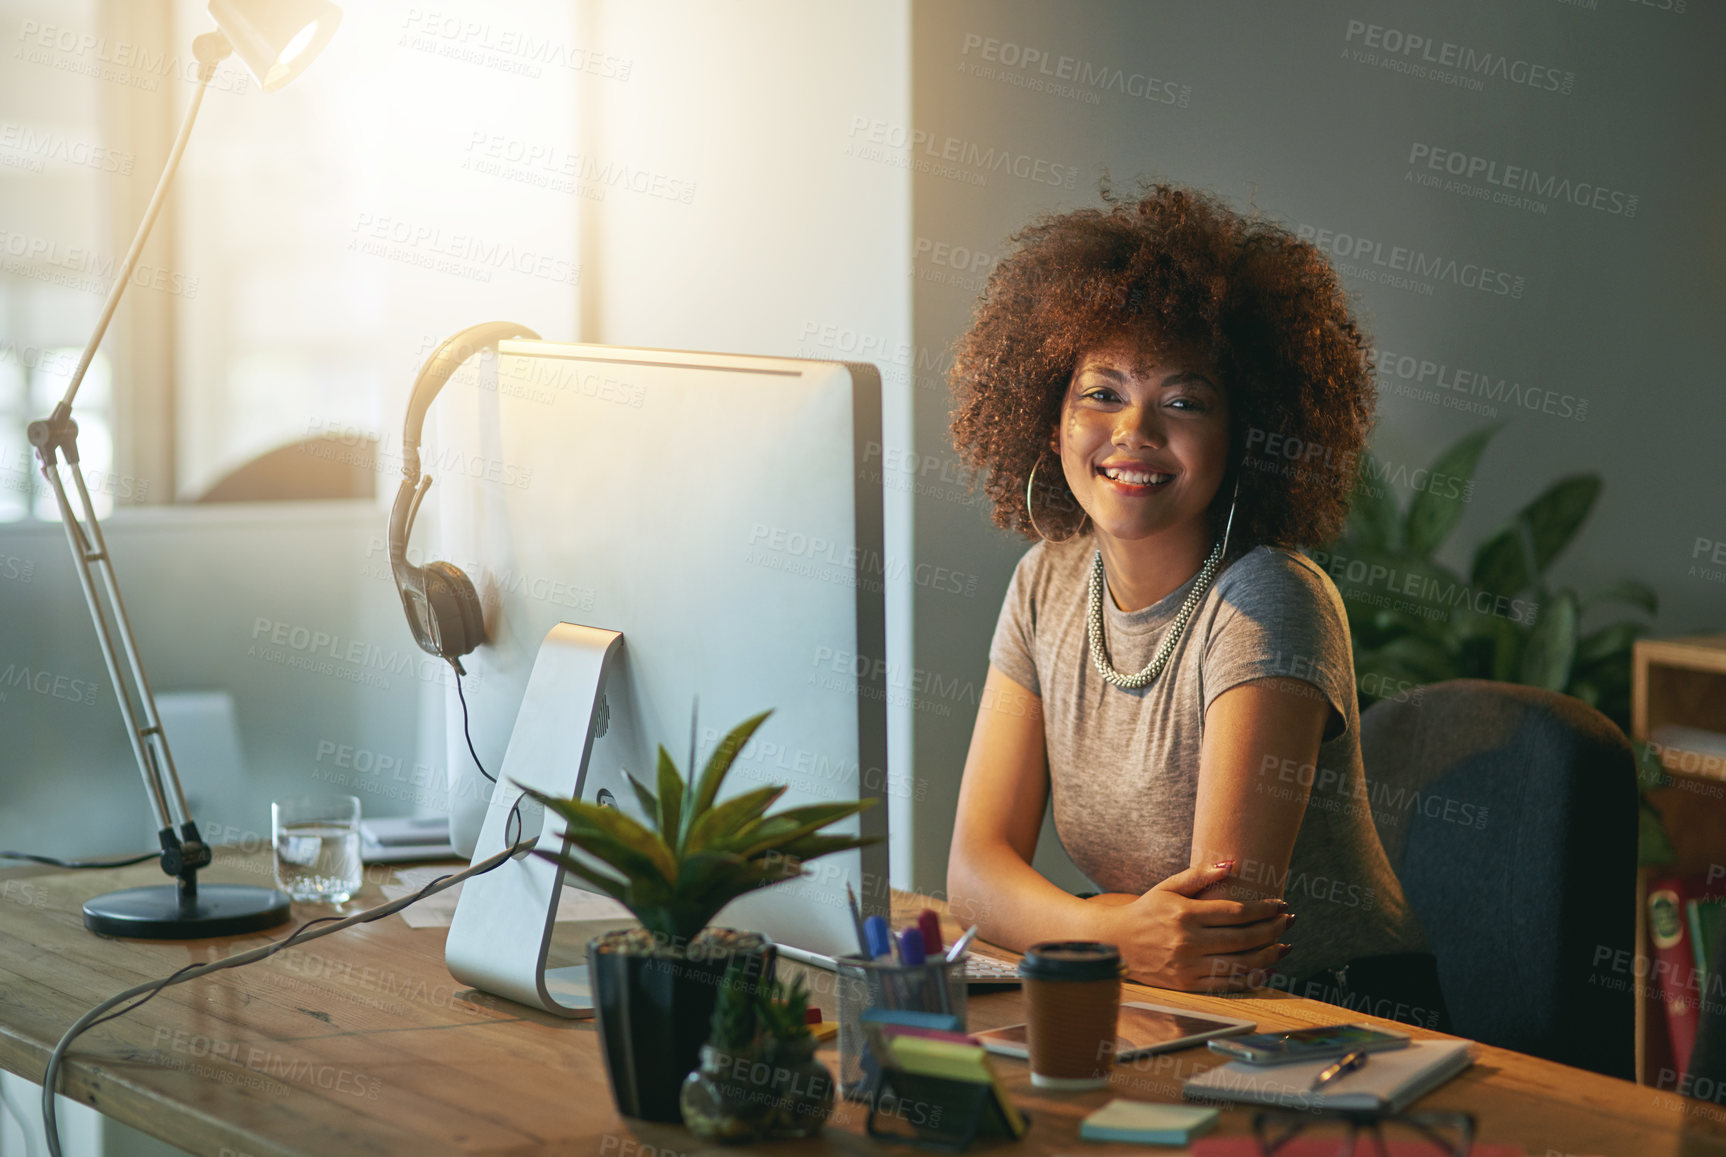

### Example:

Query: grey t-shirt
xmin=988 ymin=532 xmax=1428 ymax=981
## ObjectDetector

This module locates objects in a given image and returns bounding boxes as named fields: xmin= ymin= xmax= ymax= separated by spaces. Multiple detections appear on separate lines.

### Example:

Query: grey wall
xmin=907 ymin=0 xmax=1726 ymax=893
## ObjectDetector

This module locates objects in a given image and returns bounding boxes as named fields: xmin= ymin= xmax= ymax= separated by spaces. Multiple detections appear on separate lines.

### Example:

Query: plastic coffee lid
xmin=1018 ymin=941 xmax=1122 ymax=982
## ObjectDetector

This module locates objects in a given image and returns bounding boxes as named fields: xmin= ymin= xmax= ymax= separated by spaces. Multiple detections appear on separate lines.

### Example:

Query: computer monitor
xmin=432 ymin=341 xmax=890 ymax=1013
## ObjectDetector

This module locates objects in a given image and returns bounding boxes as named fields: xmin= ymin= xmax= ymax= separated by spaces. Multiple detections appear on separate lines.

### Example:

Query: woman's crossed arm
xmin=946 ymin=665 xmax=1319 ymax=991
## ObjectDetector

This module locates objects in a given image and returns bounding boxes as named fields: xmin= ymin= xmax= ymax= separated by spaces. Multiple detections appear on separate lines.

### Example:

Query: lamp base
xmin=84 ymin=883 xmax=293 ymax=939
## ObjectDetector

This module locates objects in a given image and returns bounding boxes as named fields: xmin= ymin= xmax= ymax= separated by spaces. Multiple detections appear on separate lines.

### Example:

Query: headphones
xmin=389 ymin=321 xmax=540 ymax=673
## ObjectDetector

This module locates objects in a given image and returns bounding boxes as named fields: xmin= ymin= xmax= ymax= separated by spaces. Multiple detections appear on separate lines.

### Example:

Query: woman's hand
xmin=1088 ymin=860 xmax=1292 ymax=992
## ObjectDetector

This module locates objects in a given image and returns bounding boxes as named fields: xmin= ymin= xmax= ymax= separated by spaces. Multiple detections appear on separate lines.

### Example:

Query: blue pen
xmin=898 ymin=928 xmax=937 ymax=1012
xmin=865 ymin=915 xmax=892 ymax=960
xmin=864 ymin=915 xmax=902 ymax=1008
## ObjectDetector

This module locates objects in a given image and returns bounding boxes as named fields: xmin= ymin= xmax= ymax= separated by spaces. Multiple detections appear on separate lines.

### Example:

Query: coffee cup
xmin=1018 ymin=940 xmax=1122 ymax=1089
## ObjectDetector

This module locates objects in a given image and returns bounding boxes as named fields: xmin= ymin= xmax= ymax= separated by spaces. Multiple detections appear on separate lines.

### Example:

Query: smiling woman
xmin=945 ymin=181 xmax=1447 ymax=1030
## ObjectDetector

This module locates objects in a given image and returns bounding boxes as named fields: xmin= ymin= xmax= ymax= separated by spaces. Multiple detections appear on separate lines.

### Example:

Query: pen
xmin=896 ymin=927 xmax=929 ymax=1012
xmin=904 ymin=925 xmax=959 ymax=1015
xmin=846 ymin=883 xmax=871 ymax=957
xmin=1309 ymin=1049 xmax=1369 ymax=1093
xmin=917 ymin=908 xmax=943 ymax=956
xmin=863 ymin=915 xmax=905 ymax=1008
xmin=945 ymin=924 xmax=979 ymax=963
xmin=897 ymin=927 xmax=926 ymax=967
xmin=864 ymin=915 xmax=892 ymax=961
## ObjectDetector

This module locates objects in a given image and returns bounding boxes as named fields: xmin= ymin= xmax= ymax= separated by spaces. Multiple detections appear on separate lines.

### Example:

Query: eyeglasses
xmin=1250 ymin=1108 xmax=1477 ymax=1157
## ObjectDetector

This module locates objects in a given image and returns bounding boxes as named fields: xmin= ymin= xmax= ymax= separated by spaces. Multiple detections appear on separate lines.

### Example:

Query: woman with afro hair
xmin=944 ymin=182 xmax=1446 ymax=1028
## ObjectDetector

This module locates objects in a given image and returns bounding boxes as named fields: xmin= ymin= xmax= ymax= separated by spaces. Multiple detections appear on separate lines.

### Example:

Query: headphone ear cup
xmin=422 ymin=561 xmax=485 ymax=660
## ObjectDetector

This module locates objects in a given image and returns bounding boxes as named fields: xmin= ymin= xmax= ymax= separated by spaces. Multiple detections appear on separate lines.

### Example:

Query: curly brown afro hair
xmin=947 ymin=180 xmax=1377 ymax=549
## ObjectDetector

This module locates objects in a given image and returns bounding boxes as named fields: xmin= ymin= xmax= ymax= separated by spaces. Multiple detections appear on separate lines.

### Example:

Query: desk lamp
xmin=26 ymin=0 xmax=342 ymax=939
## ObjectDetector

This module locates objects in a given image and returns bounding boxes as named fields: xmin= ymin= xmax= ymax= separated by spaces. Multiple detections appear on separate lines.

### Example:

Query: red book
xmin=1648 ymin=873 xmax=1705 ymax=1078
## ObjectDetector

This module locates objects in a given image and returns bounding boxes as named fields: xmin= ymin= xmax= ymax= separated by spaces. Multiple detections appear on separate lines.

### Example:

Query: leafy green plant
xmin=754 ymin=974 xmax=813 ymax=1045
xmin=709 ymin=955 xmax=814 ymax=1054
xmin=1315 ymin=423 xmax=1670 ymax=860
xmin=1322 ymin=424 xmax=1653 ymax=722
xmin=516 ymin=708 xmax=880 ymax=948
xmin=709 ymin=955 xmax=764 ymax=1052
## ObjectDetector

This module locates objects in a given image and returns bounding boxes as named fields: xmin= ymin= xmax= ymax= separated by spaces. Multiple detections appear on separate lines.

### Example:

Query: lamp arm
xmin=49 ymin=33 xmax=229 ymax=418
xmin=24 ymin=32 xmax=234 ymax=893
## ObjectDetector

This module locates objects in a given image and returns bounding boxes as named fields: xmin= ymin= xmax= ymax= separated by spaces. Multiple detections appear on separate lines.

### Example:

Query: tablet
xmin=974 ymin=1001 xmax=1257 ymax=1061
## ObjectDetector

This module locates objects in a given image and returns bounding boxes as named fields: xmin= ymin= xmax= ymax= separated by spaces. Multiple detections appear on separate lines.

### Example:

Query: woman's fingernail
xmin=1284 ymin=914 xmax=1298 ymax=932
xmin=1212 ymin=859 xmax=1236 ymax=871
xmin=1277 ymin=943 xmax=1294 ymax=960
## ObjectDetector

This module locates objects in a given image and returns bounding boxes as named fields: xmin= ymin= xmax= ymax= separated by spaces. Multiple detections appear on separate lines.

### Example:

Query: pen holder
xmin=836 ymin=952 xmax=968 ymax=1097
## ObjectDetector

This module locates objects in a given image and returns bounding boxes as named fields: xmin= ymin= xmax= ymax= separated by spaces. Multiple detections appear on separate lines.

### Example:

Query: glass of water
xmin=272 ymin=794 xmax=362 ymax=903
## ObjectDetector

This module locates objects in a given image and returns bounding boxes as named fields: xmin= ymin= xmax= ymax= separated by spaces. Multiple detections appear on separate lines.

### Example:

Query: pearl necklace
xmin=1086 ymin=541 xmax=1225 ymax=689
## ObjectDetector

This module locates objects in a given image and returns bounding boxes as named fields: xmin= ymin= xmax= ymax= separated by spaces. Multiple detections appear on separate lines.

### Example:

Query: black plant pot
xmin=587 ymin=928 xmax=777 ymax=1123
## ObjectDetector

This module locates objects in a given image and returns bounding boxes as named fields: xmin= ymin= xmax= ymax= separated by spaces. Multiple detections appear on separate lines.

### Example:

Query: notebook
xmin=1182 ymin=1039 xmax=1474 ymax=1113
xmin=1080 ymin=1099 xmax=1219 ymax=1144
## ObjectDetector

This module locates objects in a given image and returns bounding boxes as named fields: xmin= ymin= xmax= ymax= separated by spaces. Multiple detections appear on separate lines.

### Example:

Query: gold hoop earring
xmin=1218 ymin=473 xmax=1241 ymax=559
xmin=1026 ymin=453 xmax=1089 ymax=543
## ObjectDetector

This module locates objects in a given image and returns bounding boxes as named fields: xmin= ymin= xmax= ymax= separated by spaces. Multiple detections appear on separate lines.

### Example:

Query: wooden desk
xmin=2 ymin=848 xmax=1723 ymax=1156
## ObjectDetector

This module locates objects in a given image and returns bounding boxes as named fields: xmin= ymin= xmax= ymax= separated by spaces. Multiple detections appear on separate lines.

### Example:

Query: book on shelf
xmin=1687 ymin=895 xmax=1726 ymax=997
xmin=1646 ymin=873 xmax=1724 ymax=1077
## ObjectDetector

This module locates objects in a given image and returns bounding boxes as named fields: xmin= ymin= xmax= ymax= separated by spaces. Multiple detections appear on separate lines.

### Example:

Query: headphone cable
xmin=451 ymin=665 xmax=523 ymax=850
xmin=453 ymin=666 xmax=495 ymax=783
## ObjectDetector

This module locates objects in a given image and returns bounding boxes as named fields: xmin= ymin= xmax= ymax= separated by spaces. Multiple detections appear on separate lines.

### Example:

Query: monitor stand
xmin=445 ymin=623 xmax=638 ymax=1017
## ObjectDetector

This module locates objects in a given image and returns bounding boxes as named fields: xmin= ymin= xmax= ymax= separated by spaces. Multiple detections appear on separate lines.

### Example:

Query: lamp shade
xmin=207 ymin=0 xmax=341 ymax=92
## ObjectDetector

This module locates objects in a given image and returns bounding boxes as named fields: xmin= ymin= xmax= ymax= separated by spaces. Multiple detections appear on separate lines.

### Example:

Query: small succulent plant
xmin=754 ymin=973 xmax=814 ymax=1045
xmin=516 ymin=708 xmax=880 ymax=949
xmin=709 ymin=955 xmax=813 ymax=1053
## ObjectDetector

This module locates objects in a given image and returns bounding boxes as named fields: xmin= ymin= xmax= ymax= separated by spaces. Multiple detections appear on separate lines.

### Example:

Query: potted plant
xmin=518 ymin=708 xmax=877 ymax=1123
xmin=1311 ymin=423 xmax=1668 ymax=857
xmin=680 ymin=959 xmax=835 ymax=1143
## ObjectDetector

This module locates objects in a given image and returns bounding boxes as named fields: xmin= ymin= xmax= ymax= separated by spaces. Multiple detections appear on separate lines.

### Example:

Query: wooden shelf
xmin=1632 ymin=635 xmax=1726 ymax=1085
xmin=1653 ymin=743 xmax=1726 ymax=784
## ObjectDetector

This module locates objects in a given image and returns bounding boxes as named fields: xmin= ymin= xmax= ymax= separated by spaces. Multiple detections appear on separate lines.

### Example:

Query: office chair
xmin=1359 ymin=678 xmax=1637 ymax=1079
xmin=197 ymin=435 xmax=378 ymax=502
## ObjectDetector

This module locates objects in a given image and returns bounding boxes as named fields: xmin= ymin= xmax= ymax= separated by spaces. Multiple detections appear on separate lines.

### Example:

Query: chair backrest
xmin=196 ymin=436 xmax=378 ymax=503
xmin=1359 ymin=678 xmax=1637 ymax=1079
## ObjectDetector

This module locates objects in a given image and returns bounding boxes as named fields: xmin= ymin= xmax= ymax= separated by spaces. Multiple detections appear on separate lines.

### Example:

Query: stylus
xmin=945 ymin=924 xmax=979 ymax=963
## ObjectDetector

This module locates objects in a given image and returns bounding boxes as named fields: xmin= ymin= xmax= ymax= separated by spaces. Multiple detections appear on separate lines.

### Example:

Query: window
xmin=0 ymin=0 xmax=120 ymax=521
xmin=1 ymin=0 xmax=583 ymax=514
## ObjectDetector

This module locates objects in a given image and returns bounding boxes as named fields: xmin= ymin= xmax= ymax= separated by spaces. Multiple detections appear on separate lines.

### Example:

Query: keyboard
xmin=962 ymin=952 xmax=1022 ymax=985
xmin=771 ymin=942 xmax=1023 ymax=983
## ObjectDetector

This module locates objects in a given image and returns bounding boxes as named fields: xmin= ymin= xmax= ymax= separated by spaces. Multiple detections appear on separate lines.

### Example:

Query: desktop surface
xmin=2 ymin=847 xmax=1722 ymax=1156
